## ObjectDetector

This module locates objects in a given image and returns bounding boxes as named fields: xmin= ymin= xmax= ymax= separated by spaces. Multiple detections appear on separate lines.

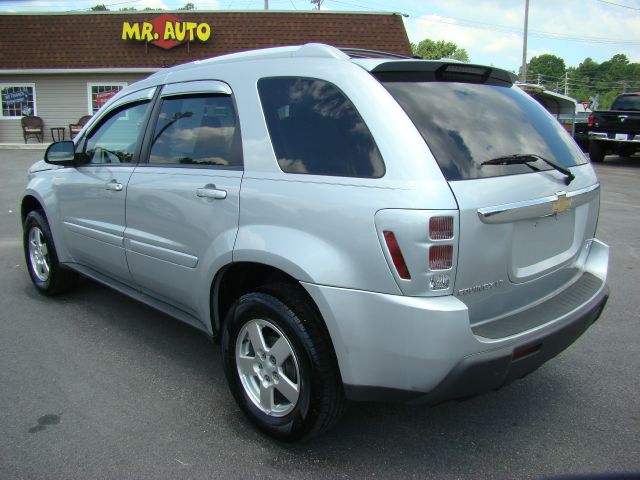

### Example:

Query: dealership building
xmin=0 ymin=10 xmax=411 ymax=144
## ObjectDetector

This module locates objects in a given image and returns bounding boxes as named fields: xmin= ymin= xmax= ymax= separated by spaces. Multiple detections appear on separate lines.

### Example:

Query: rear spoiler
xmin=371 ymin=61 xmax=517 ymax=85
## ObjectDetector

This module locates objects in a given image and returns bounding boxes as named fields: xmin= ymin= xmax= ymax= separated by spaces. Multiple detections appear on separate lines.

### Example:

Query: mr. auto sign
xmin=122 ymin=14 xmax=211 ymax=50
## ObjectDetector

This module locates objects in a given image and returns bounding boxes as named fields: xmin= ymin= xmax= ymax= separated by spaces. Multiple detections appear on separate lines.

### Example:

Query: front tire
xmin=221 ymin=284 xmax=346 ymax=441
xmin=23 ymin=210 xmax=78 ymax=295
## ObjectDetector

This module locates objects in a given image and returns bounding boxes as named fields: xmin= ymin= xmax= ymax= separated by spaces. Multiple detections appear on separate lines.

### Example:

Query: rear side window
xmin=148 ymin=95 xmax=241 ymax=167
xmin=377 ymin=74 xmax=587 ymax=181
xmin=258 ymin=77 xmax=385 ymax=178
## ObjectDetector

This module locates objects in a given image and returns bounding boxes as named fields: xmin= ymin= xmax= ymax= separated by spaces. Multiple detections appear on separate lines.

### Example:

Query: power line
xmin=411 ymin=14 xmax=640 ymax=46
xmin=324 ymin=0 xmax=640 ymax=46
xmin=596 ymin=0 xmax=640 ymax=11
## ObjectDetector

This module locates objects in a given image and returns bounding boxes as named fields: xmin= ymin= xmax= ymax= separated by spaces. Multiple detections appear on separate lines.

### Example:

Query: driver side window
xmin=84 ymin=101 xmax=149 ymax=164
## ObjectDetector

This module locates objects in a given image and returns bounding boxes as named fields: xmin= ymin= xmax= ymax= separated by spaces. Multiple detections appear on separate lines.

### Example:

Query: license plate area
xmin=509 ymin=211 xmax=576 ymax=283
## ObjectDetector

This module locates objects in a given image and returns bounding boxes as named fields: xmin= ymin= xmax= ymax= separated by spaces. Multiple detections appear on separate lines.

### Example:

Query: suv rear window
xmin=258 ymin=77 xmax=385 ymax=178
xmin=611 ymin=94 xmax=640 ymax=111
xmin=377 ymin=74 xmax=587 ymax=181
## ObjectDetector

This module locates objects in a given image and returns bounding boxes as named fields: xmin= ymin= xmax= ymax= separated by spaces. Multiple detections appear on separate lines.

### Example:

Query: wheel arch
xmin=21 ymin=190 xmax=70 ymax=265
xmin=212 ymin=261 xmax=318 ymax=334
xmin=21 ymin=194 xmax=45 ymax=223
xmin=211 ymin=261 xmax=343 ymax=375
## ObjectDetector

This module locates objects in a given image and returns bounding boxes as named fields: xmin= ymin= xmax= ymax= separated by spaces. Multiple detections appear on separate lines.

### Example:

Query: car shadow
xmin=595 ymin=154 xmax=640 ymax=168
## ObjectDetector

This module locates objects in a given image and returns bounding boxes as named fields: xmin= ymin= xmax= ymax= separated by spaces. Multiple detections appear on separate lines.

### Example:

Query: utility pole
xmin=620 ymin=80 xmax=628 ymax=93
xmin=564 ymin=71 xmax=569 ymax=96
xmin=264 ymin=0 xmax=268 ymax=9
xmin=521 ymin=0 xmax=530 ymax=82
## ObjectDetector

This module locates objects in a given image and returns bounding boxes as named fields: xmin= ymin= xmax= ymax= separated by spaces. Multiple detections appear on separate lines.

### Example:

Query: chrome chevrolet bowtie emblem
xmin=552 ymin=192 xmax=572 ymax=215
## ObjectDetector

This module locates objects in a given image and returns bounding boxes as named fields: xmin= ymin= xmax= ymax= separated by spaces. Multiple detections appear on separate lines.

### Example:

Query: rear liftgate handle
xmin=196 ymin=184 xmax=227 ymax=200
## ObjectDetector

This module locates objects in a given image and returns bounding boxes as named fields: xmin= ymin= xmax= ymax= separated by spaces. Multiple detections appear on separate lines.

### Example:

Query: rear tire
xmin=221 ymin=284 xmax=346 ymax=441
xmin=23 ymin=210 xmax=78 ymax=295
xmin=617 ymin=145 xmax=636 ymax=158
xmin=588 ymin=140 xmax=606 ymax=163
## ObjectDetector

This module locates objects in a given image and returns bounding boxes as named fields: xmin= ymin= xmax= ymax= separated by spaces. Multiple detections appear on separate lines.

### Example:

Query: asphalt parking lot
xmin=0 ymin=149 xmax=638 ymax=480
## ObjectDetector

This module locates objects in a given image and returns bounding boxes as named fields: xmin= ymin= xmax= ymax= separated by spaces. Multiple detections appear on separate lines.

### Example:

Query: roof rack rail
xmin=339 ymin=48 xmax=412 ymax=60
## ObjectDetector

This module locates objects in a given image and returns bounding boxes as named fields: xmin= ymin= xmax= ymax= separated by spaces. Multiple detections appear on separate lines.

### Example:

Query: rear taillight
xmin=587 ymin=113 xmax=594 ymax=128
xmin=376 ymin=210 xmax=457 ymax=295
xmin=429 ymin=216 xmax=454 ymax=240
xmin=428 ymin=216 xmax=454 ymax=291
xmin=429 ymin=245 xmax=453 ymax=270
xmin=383 ymin=231 xmax=411 ymax=280
xmin=429 ymin=273 xmax=450 ymax=291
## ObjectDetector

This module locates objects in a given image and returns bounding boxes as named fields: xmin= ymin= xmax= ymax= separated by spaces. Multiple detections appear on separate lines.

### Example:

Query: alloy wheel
xmin=235 ymin=319 xmax=301 ymax=417
xmin=28 ymin=226 xmax=50 ymax=282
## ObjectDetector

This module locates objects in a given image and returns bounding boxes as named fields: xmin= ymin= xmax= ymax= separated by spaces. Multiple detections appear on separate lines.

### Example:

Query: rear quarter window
xmin=258 ymin=77 xmax=385 ymax=178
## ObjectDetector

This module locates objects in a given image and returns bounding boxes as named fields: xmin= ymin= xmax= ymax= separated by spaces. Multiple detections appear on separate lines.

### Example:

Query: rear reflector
xmin=429 ymin=216 xmax=454 ymax=240
xmin=513 ymin=344 xmax=542 ymax=361
xmin=429 ymin=245 xmax=453 ymax=270
xmin=383 ymin=231 xmax=411 ymax=280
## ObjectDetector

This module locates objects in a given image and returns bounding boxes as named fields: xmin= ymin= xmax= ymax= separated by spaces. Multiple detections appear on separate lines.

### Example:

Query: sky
xmin=1 ymin=0 xmax=639 ymax=74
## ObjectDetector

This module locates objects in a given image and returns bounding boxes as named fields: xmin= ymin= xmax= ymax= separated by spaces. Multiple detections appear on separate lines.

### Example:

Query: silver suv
xmin=21 ymin=44 xmax=610 ymax=440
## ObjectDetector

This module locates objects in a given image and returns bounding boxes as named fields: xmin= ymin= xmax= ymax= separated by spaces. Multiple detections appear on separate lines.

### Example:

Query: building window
xmin=87 ymin=83 xmax=127 ymax=114
xmin=0 ymin=84 xmax=36 ymax=118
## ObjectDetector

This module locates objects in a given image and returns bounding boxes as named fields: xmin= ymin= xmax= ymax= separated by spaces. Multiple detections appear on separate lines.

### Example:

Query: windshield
xmin=611 ymin=94 xmax=640 ymax=111
xmin=377 ymin=75 xmax=587 ymax=181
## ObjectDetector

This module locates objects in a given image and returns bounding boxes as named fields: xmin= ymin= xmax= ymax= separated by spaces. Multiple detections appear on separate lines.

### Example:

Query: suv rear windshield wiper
xmin=481 ymin=154 xmax=575 ymax=185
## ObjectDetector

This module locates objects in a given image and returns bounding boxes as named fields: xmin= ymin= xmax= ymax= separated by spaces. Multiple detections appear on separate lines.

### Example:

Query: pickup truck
xmin=588 ymin=93 xmax=640 ymax=162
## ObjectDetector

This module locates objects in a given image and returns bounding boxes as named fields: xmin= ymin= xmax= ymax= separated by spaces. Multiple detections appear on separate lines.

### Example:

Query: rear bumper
xmin=345 ymin=290 xmax=608 ymax=404
xmin=302 ymin=239 xmax=609 ymax=403
xmin=589 ymin=132 xmax=640 ymax=143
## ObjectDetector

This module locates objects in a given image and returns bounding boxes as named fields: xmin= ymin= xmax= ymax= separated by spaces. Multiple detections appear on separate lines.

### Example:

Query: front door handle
xmin=196 ymin=185 xmax=227 ymax=200
xmin=105 ymin=180 xmax=123 ymax=192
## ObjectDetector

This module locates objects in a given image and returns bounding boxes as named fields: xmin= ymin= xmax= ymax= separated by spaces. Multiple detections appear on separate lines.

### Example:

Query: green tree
xmin=119 ymin=7 xmax=137 ymax=11
xmin=568 ymin=54 xmax=640 ymax=109
xmin=525 ymin=54 xmax=566 ymax=87
xmin=91 ymin=4 xmax=109 ymax=10
xmin=180 ymin=2 xmax=196 ymax=9
xmin=411 ymin=39 xmax=469 ymax=62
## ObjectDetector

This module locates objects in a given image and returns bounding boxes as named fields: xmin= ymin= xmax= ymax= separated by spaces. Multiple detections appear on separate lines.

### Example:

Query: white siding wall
xmin=0 ymin=73 xmax=149 ymax=143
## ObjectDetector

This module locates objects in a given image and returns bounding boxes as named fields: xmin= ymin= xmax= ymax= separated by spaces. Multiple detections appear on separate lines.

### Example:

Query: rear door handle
xmin=105 ymin=180 xmax=123 ymax=192
xmin=196 ymin=185 xmax=227 ymax=200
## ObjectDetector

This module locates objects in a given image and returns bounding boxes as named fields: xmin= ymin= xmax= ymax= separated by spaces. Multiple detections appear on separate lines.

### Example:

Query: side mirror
xmin=44 ymin=141 xmax=76 ymax=166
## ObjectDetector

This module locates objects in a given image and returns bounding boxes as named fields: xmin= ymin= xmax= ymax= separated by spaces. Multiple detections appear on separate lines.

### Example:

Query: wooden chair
xmin=69 ymin=115 xmax=92 ymax=139
xmin=21 ymin=116 xmax=44 ymax=143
